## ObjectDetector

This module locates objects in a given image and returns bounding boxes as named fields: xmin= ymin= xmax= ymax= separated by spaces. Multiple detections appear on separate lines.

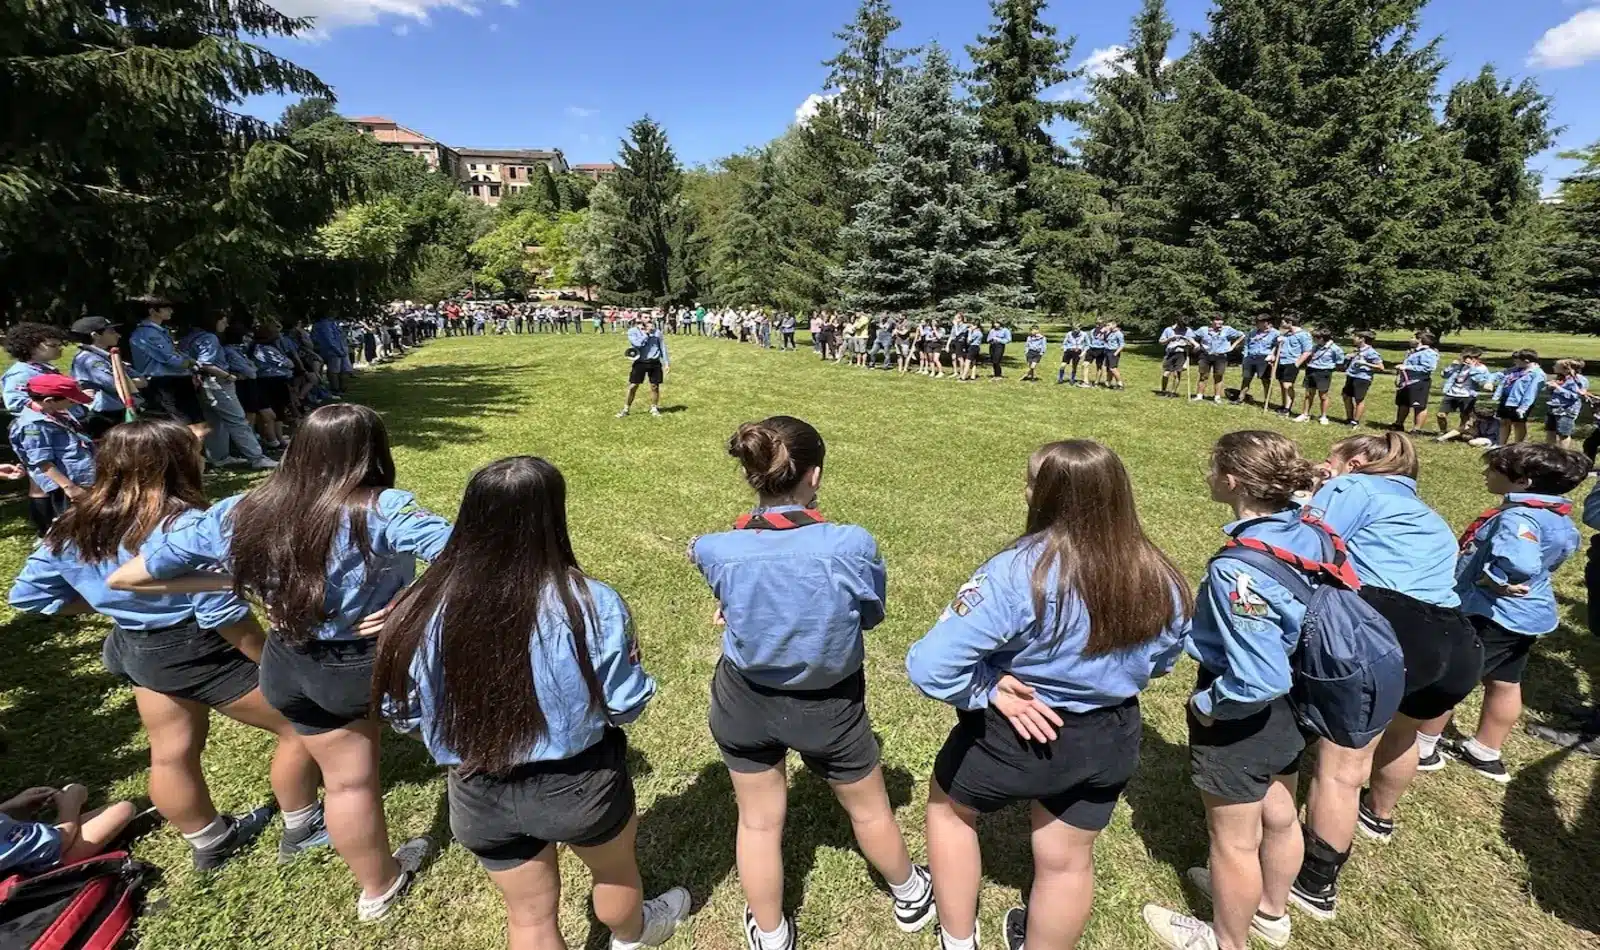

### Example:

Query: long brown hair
xmin=1022 ymin=440 xmax=1193 ymax=656
xmin=373 ymin=457 xmax=604 ymax=775
xmin=46 ymin=421 xmax=208 ymax=562
xmin=227 ymin=404 xmax=396 ymax=641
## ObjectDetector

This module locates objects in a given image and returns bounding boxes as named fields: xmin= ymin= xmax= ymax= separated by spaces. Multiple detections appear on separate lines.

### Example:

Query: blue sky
xmin=255 ymin=0 xmax=1600 ymax=188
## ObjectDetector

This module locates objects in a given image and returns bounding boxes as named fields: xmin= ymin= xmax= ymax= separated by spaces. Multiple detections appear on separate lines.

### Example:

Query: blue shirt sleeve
xmin=1479 ymin=513 xmax=1544 ymax=587
xmin=1191 ymin=559 xmax=1295 ymax=719
xmin=130 ymin=326 xmax=188 ymax=376
xmin=857 ymin=537 xmax=887 ymax=631
xmin=142 ymin=506 xmax=231 ymax=578
xmin=373 ymin=490 xmax=454 ymax=563
xmin=0 ymin=815 xmax=63 ymax=875
xmin=187 ymin=332 xmax=225 ymax=368
xmin=627 ymin=327 xmax=647 ymax=348
xmin=588 ymin=589 xmax=657 ymax=725
xmin=1309 ymin=479 xmax=1372 ymax=540
xmin=906 ymin=563 xmax=1023 ymax=710
xmin=8 ymin=546 xmax=82 ymax=615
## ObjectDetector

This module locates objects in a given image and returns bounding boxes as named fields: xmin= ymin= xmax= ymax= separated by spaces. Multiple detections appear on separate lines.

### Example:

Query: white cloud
xmin=1049 ymin=45 xmax=1173 ymax=101
xmin=269 ymin=0 xmax=482 ymax=31
xmin=567 ymin=106 xmax=599 ymax=118
xmin=392 ymin=23 xmax=410 ymax=35
xmin=488 ymin=21 xmax=499 ymax=30
xmin=794 ymin=92 xmax=835 ymax=125
xmin=1529 ymin=7 xmax=1600 ymax=68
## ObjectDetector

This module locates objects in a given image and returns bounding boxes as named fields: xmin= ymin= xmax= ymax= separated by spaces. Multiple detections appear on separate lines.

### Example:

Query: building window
xmin=471 ymin=184 xmax=481 ymax=196
xmin=489 ymin=185 xmax=501 ymax=197
xmin=508 ymin=166 xmax=518 ymax=179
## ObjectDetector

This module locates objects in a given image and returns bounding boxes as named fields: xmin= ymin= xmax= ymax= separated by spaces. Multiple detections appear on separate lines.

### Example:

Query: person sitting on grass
xmin=1439 ymin=443 xmax=1587 ymax=784
xmin=1492 ymin=349 xmax=1545 ymax=447
xmin=687 ymin=416 xmax=934 ymax=950
xmin=909 ymin=440 xmax=1190 ymax=950
xmin=1543 ymin=359 xmax=1589 ymax=450
xmin=1294 ymin=331 xmax=1343 ymax=426
xmin=374 ymin=456 xmax=691 ymax=950
xmin=1340 ymin=331 xmax=1384 ymax=428
xmin=0 ymin=784 xmax=138 ymax=875
xmin=1435 ymin=348 xmax=1494 ymax=443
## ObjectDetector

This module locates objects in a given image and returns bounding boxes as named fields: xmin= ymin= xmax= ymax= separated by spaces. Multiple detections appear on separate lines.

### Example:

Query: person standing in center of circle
xmin=688 ymin=416 xmax=934 ymax=950
xmin=618 ymin=316 xmax=669 ymax=419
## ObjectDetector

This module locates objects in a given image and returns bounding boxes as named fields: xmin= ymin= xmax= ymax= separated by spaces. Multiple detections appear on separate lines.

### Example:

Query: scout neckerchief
xmin=735 ymin=509 xmax=826 ymax=531
xmin=1457 ymin=499 xmax=1572 ymax=553
xmin=1221 ymin=513 xmax=1362 ymax=590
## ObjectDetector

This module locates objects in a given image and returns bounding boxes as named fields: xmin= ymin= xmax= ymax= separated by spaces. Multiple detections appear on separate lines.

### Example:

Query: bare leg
xmin=1303 ymin=738 xmax=1377 ymax=854
xmin=730 ymin=764 xmax=789 ymax=932
xmin=299 ymin=720 xmax=400 ymax=899
xmin=1259 ymin=776 xmax=1302 ymax=916
xmin=132 ymin=688 xmax=218 ymax=834
xmin=570 ymin=815 xmax=648 ymax=944
xmin=217 ymin=689 xmax=321 ymax=813
xmin=829 ymin=766 xmax=913 ymax=887
xmin=926 ymin=780 xmax=981 ymax=941
xmin=1368 ymin=715 xmax=1422 ymax=819
xmin=59 ymin=801 xmax=139 ymax=864
xmin=1025 ymin=805 xmax=1100 ymax=950
xmin=1471 ymin=681 xmax=1523 ymax=751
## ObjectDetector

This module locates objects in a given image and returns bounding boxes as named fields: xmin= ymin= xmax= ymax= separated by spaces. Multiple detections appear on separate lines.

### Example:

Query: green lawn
xmin=2 ymin=332 xmax=1597 ymax=950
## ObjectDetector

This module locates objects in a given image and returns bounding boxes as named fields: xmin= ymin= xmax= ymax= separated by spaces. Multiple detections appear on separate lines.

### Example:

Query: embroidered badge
xmin=1228 ymin=573 xmax=1269 ymax=618
xmin=1516 ymin=526 xmax=1540 ymax=543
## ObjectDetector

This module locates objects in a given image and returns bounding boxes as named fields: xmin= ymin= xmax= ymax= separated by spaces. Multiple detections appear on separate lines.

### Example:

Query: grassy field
xmin=1 ymin=330 xmax=1597 ymax=950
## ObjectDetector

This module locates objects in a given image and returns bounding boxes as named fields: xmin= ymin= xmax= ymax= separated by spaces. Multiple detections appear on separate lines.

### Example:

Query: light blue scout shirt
xmin=251 ymin=342 xmax=294 ymax=378
xmin=0 ymin=815 xmax=62 ymax=875
xmin=1440 ymin=361 xmax=1492 ymax=398
xmin=1062 ymin=330 xmax=1089 ymax=351
xmin=988 ymin=327 xmax=1013 ymax=345
xmin=1344 ymin=345 xmax=1383 ymax=381
xmin=129 ymin=321 xmax=191 ymax=378
xmin=139 ymin=489 xmax=453 ymax=642
xmin=1304 ymin=341 xmax=1345 ymax=370
xmin=70 ymin=347 xmax=125 ymax=413
xmin=1024 ymin=332 xmax=1047 ymax=356
xmin=179 ymin=328 xmax=225 ymax=372
xmin=905 ymin=541 xmax=1187 ymax=713
xmin=1186 ymin=510 xmax=1322 ymax=719
xmin=1275 ymin=329 xmax=1313 ymax=365
xmin=1194 ymin=325 xmax=1243 ymax=355
xmin=1160 ymin=327 xmax=1194 ymax=353
xmin=2 ymin=361 xmax=56 ymax=414
xmin=1547 ymin=376 xmax=1588 ymax=418
xmin=1104 ymin=328 xmax=1126 ymax=351
xmin=392 ymin=577 xmax=657 ymax=766
xmin=1456 ymin=493 xmax=1579 ymax=635
xmin=9 ymin=407 xmax=95 ymax=494
xmin=1086 ymin=330 xmax=1107 ymax=352
xmin=1493 ymin=365 xmax=1546 ymax=414
xmin=689 ymin=505 xmax=886 ymax=691
xmin=311 ymin=318 xmax=344 ymax=358
xmin=627 ymin=326 xmax=670 ymax=364
xmin=222 ymin=344 xmax=257 ymax=380
xmin=11 ymin=541 xmax=252 ymax=631
xmin=1399 ymin=345 xmax=1440 ymax=376
xmin=1242 ymin=328 xmax=1280 ymax=360
xmin=1307 ymin=474 xmax=1459 ymax=607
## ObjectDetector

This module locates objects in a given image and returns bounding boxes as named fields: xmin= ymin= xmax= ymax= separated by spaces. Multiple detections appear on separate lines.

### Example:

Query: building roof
xmin=348 ymin=116 xmax=396 ymax=126
xmin=573 ymin=163 xmax=619 ymax=171
xmin=457 ymin=147 xmax=566 ymax=162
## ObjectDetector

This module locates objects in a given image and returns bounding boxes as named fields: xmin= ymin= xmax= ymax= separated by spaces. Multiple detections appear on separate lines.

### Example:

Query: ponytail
xmin=728 ymin=416 xmax=826 ymax=497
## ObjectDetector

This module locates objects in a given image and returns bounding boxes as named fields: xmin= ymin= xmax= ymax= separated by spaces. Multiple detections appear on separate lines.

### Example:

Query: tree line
xmin=587 ymin=0 xmax=1598 ymax=337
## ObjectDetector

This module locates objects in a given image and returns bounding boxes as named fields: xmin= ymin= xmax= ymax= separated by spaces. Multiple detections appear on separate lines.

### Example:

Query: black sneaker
xmin=1005 ymin=906 xmax=1027 ymax=949
xmin=277 ymin=803 xmax=332 ymax=864
xmin=1444 ymin=738 xmax=1510 ymax=784
xmin=1288 ymin=880 xmax=1338 ymax=921
xmin=743 ymin=907 xmax=795 ymax=950
xmin=193 ymin=805 xmax=277 ymax=871
xmin=1357 ymin=791 xmax=1393 ymax=843
xmin=1416 ymin=746 xmax=1447 ymax=772
xmin=893 ymin=864 xmax=936 ymax=933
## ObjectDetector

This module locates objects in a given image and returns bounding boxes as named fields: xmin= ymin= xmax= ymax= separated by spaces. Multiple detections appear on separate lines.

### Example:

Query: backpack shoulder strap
xmin=1215 ymin=543 xmax=1317 ymax=602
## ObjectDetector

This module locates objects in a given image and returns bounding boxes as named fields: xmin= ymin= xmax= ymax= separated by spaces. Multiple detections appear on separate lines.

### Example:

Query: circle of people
xmin=3 ymin=372 xmax=1595 ymax=950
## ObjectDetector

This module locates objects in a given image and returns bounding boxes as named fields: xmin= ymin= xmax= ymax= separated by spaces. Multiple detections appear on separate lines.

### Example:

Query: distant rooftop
xmin=574 ymin=162 xmax=619 ymax=171
xmin=457 ymin=147 xmax=565 ymax=161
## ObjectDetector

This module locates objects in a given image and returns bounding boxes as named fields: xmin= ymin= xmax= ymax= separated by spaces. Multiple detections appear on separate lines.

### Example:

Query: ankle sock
xmin=183 ymin=816 xmax=232 ymax=851
xmin=941 ymin=929 xmax=977 ymax=950
xmin=756 ymin=918 xmax=791 ymax=950
xmin=1416 ymin=731 xmax=1442 ymax=759
xmin=1464 ymin=737 xmax=1502 ymax=761
xmin=358 ymin=871 xmax=407 ymax=908
xmin=889 ymin=868 xmax=929 ymax=902
xmin=282 ymin=803 xmax=320 ymax=831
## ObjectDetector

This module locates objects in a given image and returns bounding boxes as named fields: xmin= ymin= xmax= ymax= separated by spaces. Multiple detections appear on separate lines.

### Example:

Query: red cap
xmin=26 ymin=374 xmax=93 ymax=406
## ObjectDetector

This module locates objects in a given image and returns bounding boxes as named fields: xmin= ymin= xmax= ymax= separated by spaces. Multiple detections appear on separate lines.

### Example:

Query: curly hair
xmin=4 ymin=322 xmax=64 ymax=362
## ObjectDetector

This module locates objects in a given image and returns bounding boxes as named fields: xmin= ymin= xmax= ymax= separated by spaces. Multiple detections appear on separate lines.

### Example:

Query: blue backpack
xmin=1219 ymin=519 xmax=1405 ymax=748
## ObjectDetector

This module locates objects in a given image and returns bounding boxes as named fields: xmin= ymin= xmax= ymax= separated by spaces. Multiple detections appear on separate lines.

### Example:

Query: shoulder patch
xmin=1228 ymin=572 xmax=1270 ymax=618
xmin=1516 ymin=525 xmax=1540 ymax=543
xmin=951 ymin=573 xmax=987 ymax=616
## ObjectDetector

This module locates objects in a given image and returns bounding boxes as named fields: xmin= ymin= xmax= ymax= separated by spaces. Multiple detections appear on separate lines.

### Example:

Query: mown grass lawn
xmin=1 ymin=331 xmax=1597 ymax=950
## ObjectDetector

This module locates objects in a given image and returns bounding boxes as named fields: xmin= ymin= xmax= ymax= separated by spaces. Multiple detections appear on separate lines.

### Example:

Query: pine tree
xmin=1534 ymin=144 xmax=1600 ymax=332
xmin=594 ymin=117 xmax=697 ymax=305
xmin=824 ymin=0 xmax=908 ymax=146
xmin=764 ymin=100 xmax=872 ymax=311
xmin=839 ymin=45 xmax=1030 ymax=316
xmin=710 ymin=151 xmax=782 ymax=306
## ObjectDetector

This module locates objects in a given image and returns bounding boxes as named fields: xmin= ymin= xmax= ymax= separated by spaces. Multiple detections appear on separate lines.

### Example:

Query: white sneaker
xmin=617 ymin=887 xmax=691 ymax=948
xmin=1184 ymin=867 xmax=1292 ymax=948
xmin=1468 ymin=437 xmax=1493 ymax=447
xmin=616 ymin=409 xmax=629 ymax=418
xmin=1190 ymin=394 xmax=1203 ymax=402
xmin=1214 ymin=396 xmax=1224 ymax=405
xmin=357 ymin=836 xmax=435 ymax=922
xmin=650 ymin=406 xmax=661 ymax=417
xmin=1141 ymin=905 xmax=1219 ymax=950
xmin=1318 ymin=417 xmax=1330 ymax=426
xmin=1293 ymin=414 xmax=1311 ymax=423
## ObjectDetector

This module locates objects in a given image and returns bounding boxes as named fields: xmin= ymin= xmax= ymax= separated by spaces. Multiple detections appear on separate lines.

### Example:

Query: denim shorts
xmin=102 ymin=621 xmax=258 ymax=708
xmin=258 ymin=634 xmax=377 ymax=735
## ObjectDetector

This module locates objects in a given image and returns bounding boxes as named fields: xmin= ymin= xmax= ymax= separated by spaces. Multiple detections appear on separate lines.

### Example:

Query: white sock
xmin=358 ymin=869 xmax=408 ymax=907
xmin=941 ymin=930 xmax=977 ymax=950
xmin=889 ymin=868 xmax=929 ymax=902
xmin=1464 ymin=737 xmax=1502 ymax=761
xmin=757 ymin=918 xmax=791 ymax=950
xmin=283 ymin=803 xmax=320 ymax=831
xmin=1415 ymin=732 xmax=1442 ymax=758
xmin=182 ymin=815 xmax=232 ymax=851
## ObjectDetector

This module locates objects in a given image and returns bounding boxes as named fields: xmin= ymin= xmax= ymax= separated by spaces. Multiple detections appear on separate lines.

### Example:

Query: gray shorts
xmin=448 ymin=728 xmax=635 ymax=871
xmin=709 ymin=660 xmax=880 ymax=784
xmin=1187 ymin=670 xmax=1305 ymax=804
xmin=102 ymin=621 xmax=258 ymax=708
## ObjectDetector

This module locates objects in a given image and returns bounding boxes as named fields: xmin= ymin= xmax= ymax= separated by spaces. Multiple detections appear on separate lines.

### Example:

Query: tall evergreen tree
xmin=710 ymin=151 xmax=782 ymax=306
xmin=823 ymin=0 xmax=908 ymax=146
xmin=765 ymin=100 xmax=872 ymax=311
xmin=967 ymin=0 xmax=1078 ymax=212
xmin=593 ymin=117 xmax=697 ymax=305
xmin=1534 ymin=143 xmax=1600 ymax=332
xmin=839 ymin=45 xmax=1030 ymax=316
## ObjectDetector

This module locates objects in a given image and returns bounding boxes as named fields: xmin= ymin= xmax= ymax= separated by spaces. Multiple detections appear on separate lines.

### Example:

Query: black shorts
xmin=1472 ymin=614 xmax=1536 ymax=684
xmin=933 ymin=699 xmax=1141 ymax=831
xmin=628 ymin=359 xmax=663 ymax=386
xmin=1343 ymin=378 xmax=1372 ymax=402
xmin=1275 ymin=364 xmax=1300 ymax=385
xmin=1087 ymin=351 xmax=1105 ymax=367
xmin=1359 ymin=587 xmax=1483 ymax=720
xmin=448 ymin=728 xmax=635 ymax=872
xmin=1304 ymin=368 xmax=1334 ymax=393
xmin=1161 ymin=352 xmax=1189 ymax=374
xmin=965 ymin=344 xmax=983 ymax=361
xmin=258 ymin=634 xmax=376 ymax=735
xmin=708 ymin=660 xmax=879 ymax=784
xmin=257 ymin=377 xmax=292 ymax=416
xmin=143 ymin=375 xmax=205 ymax=425
xmin=1396 ymin=376 xmax=1432 ymax=410
xmin=1026 ymin=352 xmax=1042 ymax=365
xmin=234 ymin=378 xmax=267 ymax=414
xmin=1200 ymin=354 xmax=1229 ymax=375
xmin=1061 ymin=349 xmax=1082 ymax=363
xmin=1441 ymin=395 xmax=1477 ymax=416
xmin=1496 ymin=401 xmax=1527 ymax=422
xmin=1187 ymin=669 xmax=1305 ymax=804
xmin=1241 ymin=356 xmax=1270 ymax=386
xmin=1104 ymin=352 xmax=1122 ymax=369
xmin=102 ymin=621 xmax=258 ymax=709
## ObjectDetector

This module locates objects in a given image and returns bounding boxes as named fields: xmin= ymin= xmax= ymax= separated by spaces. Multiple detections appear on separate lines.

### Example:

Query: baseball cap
xmin=71 ymin=316 xmax=113 ymax=336
xmin=26 ymin=374 xmax=93 ymax=406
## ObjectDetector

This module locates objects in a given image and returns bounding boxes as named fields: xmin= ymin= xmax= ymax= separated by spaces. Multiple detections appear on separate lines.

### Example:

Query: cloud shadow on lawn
xmin=1502 ymin=746 xmax=1600 ymax=934
xmin=355 ymin=361 xmax=532 ymax=454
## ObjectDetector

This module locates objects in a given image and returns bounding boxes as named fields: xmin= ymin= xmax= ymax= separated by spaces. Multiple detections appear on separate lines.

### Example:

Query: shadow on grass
xmin=1125 ymin=720 xmax=1207 ymax=889
xmin=1520 ymin=627 xmax=1600 ymax=721
xmin=353 ymin=361 xmax=533 ymax=454
xmin=1502 ymin=746 xmax=1600 ymax=934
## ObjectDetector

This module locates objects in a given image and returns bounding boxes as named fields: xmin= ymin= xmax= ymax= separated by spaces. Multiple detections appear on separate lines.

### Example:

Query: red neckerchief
xmin=1222 ymin=512 xmax=1363 ymax=590
xmin=27 ymin=400 xmax=89 ymax=440
xmin=1458 ymin=499 xmax=1573 ymax=552
xmin=734 ymin=509 xmax=826 ymax=531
